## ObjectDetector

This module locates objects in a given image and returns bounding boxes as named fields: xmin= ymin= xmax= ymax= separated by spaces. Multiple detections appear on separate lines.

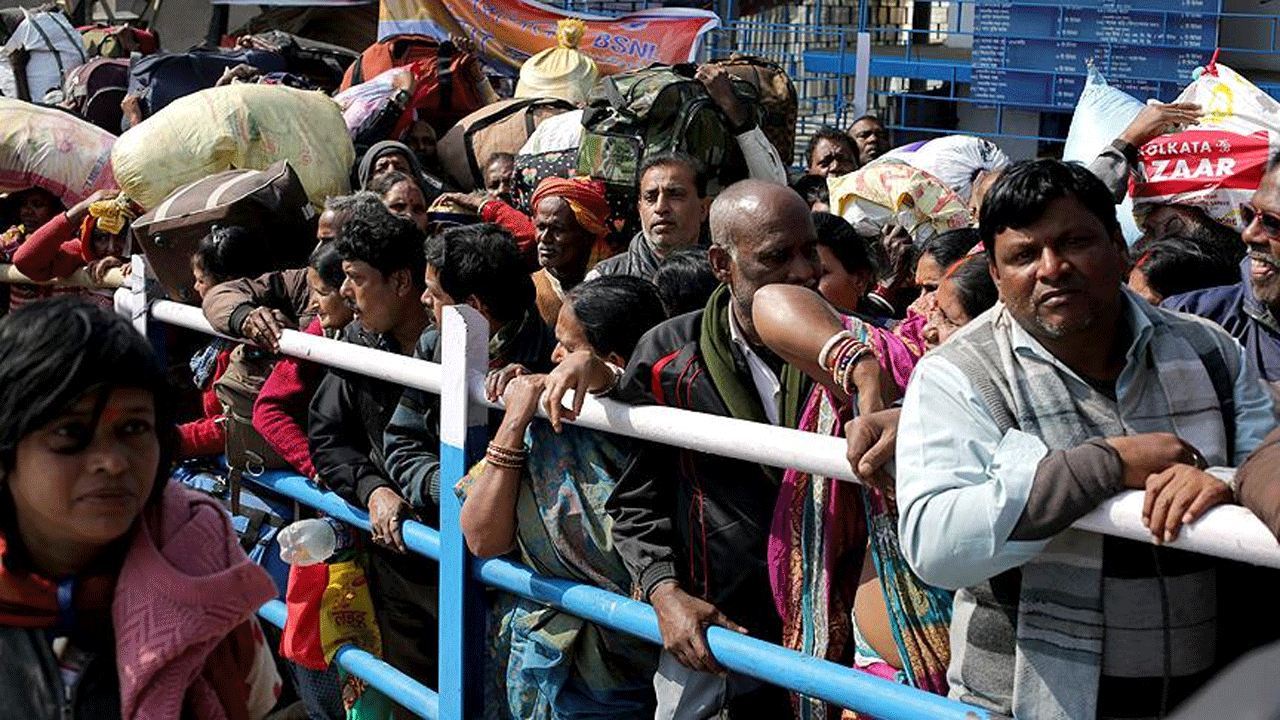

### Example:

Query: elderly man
xmin=895 ymin=159 xmax=1275 ymax=720
xmin=527 ymin=176 xmax=613 ymax=326
xmin=1164 ymin=154 xmax=1280 ymax=398
xmin=542 ymin=179 xmax=821 ymax=718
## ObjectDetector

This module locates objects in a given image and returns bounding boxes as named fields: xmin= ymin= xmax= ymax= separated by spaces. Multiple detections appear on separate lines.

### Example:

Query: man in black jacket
xmin=548 ymin=179 xmax=822 ymax=718
xmin=306 ymin=202 xmax=436 ymax=703
xmin=382 ymin=223 xmax=557 ymax=517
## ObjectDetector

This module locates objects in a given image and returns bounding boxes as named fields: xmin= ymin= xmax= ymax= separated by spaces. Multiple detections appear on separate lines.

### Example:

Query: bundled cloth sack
xmin=1131 ymin=60 xmax=1280 ymax=232
xmin=1062 ymin=66 xmax=1145 ymax=244
xmin=0 ymin=97 xmax=117 ymax=208
xmin=830 ymin=160 xmax=970 ymax=242
xmin=515 ymin=19 xmax=599 ymax=107
xmin=880 ymin=134 xmax=1010 ymax=203
xmin=111 ymin=83 xmax=354 ymax=210
xmin=438 ymin=96 xmax=576 ymax=191
xmin=0 ymin=9 xmax=86 ymax=101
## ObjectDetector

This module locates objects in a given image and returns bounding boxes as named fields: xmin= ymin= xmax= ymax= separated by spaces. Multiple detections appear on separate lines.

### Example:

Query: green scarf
xmin=698 ymin=284 xmax=810 ymax=483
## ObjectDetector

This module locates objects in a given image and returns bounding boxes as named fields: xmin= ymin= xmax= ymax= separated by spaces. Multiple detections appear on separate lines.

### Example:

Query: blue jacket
xmin=1163 ymin=258 xmax=1280 ymax=384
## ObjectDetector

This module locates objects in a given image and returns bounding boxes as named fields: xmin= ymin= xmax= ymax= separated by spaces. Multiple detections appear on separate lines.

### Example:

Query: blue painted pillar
xmin=437 ymin=305 xmax=489 ymax=719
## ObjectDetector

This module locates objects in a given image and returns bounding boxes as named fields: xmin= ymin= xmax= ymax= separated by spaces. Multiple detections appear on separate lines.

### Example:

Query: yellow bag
xmin=319 ymin=558 xmax=383 ymax=664
xmin=111 ymin=84 xmax=354 ymax=210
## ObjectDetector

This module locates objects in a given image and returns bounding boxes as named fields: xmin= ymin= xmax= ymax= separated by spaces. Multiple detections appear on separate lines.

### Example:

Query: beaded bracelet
xmin=832 ymin=341 xmax=872 ymax=395
xmin=486 ymin=441 xmax=527 ymax=469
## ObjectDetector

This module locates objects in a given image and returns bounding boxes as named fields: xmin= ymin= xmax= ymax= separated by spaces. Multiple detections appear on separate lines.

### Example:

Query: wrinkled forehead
xmin=1254 ymin=167 xmax=1280 ymax=212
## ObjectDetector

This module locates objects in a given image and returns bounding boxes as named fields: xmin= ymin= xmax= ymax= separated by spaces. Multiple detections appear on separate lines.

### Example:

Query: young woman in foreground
xmin=0 ymin=297 xmax=279 ymax=720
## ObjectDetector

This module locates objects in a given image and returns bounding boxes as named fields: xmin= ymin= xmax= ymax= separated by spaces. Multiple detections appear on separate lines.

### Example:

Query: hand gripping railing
xmin=117 ymin=281 xmax=1280 ymax=720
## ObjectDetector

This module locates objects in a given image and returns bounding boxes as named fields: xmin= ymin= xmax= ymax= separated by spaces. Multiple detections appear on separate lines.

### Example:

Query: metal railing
xmin=0 ymin=263 xmax=126 ymax=288
xmin=110 ymin=265 xmax=1280 ymax=719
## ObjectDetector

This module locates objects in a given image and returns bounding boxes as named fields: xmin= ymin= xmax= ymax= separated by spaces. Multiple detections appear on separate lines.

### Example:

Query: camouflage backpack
xmin=577 ymin=63 xmax=758 ymax=234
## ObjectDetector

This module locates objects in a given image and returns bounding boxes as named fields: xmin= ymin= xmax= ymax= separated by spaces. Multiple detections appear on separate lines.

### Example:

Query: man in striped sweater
xmin=895 ymin=159 xmax=1276 ymax=720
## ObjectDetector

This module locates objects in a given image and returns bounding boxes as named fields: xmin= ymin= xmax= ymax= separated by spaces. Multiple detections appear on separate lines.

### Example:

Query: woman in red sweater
xmin=252 ymin=241 xmax=354 ymax=478
xmin=180 ymin=226 xmax=277 ymax=459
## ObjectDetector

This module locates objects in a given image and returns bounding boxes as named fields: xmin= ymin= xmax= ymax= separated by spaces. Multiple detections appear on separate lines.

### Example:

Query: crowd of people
xmin=6 ymin=13 xmax=1280 ymax=720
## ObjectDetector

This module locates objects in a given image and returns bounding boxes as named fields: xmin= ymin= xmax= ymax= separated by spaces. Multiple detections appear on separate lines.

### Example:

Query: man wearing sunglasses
xmin=1164 ymin=152 xmax=1280 ymax=400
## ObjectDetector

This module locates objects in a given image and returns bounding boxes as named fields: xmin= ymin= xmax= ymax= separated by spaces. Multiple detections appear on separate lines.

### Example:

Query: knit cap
xmin=514 ymin=19 xmax=599 ymax=107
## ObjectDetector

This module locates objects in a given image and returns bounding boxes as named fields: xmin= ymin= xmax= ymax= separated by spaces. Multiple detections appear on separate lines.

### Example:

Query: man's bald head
xmin=710 ymin=179 xmax=813 ymax=254
xmin=707 ymin=179 xmax=821 ymax=345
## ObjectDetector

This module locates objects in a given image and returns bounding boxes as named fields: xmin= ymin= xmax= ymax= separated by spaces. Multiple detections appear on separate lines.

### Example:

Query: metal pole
xmin=437 ymin=305 xmax=489 ymax=719
xmin=854 ymin=31 xmax=872 ymax=118
xmin=128 ymin=254 xmax=147 ymax=337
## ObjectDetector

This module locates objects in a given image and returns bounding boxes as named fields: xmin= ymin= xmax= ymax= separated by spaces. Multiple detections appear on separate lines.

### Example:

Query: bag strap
xmin=437 ymin=41 xmax=454 ymax=113
xmin=50 ymin=12 xmax=87 ymax=66
xmin=23 ymin=12 xmax=67 ymax=84
xmin=602 ymin=76 xmax=627 ymax=111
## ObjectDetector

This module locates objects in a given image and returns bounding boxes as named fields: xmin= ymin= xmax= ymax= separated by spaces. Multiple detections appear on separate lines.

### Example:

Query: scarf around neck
xmin=698 ymin=284 xmax=809 ymax=480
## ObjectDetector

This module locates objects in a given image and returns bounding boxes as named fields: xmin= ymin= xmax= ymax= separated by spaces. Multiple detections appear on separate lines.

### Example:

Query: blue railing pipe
xmin=250 ymin=471 xmax=441 ymax=561
xmin=471 ymin=554 xmax=991 ymax=720
xmin=257 ymin=600 xmax=441 ymax=719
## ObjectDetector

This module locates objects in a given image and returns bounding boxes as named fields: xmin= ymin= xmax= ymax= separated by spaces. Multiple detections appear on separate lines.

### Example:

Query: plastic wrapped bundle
xmin=111 ymin=83 xmax=355 ymax=210
xmin=515 ymin=19 xmax=599 ymax=107
xmin=1130 ymin=61 xmax=1280 ymax=233
xmin=829 ymin=160 xmax=971 ymax=243
xmin=0 ymin=97 xmax=117 ymax=208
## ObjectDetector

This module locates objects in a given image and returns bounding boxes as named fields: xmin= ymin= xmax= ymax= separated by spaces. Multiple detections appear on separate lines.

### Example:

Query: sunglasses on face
xmin=1240 ymin=203 xmax=1280 ymax=239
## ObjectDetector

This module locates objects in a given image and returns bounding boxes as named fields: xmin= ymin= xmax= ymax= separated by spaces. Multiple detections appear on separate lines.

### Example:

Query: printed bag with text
xmin=318 ymin=556 xmax=383 ymax=664
xmin=1131 ymin=61 xmax=1280 ymax=232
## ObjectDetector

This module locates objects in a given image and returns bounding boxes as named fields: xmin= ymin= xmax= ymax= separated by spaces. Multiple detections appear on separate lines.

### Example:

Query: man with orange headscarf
xmin=525 ymin=176 xmax=616 ymax=326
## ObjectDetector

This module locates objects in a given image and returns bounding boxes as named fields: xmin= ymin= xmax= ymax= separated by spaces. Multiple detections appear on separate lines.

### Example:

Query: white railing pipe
xmin=0 ymin=262 xmax=125 ymax=288
xmin=123 ymin=293 xmax=1280 ymax=570
xmin=145 ymin=297 xmax=442 ymax=394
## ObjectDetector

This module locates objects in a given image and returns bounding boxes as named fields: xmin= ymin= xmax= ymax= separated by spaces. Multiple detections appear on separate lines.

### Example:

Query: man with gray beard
xmin=1164 ymin=152 xmax=1280 ymax=400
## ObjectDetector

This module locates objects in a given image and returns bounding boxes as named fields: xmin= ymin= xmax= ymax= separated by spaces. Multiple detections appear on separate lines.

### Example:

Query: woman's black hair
xmin=945 ymin=255 xmax=999 ymax=320
xmin=916 ymin=227 xmax=980 ymax=271
xmin=566 ymin=276 xmax=666 ymax=360
xmin=193 ymin=225 xmax=271 ymax=284
xmin=367 ymin=170 xmax=424 ymax=200
xmin=653 ymin=247 xmax=719 ymax=318
xmin=0 ymin=298 xmax=175 ymax=547
xmin=813 ymin=211 xmax=875 ymax=275
xmin=790 ymin=174 xmax=830 ymax=209
xmin=1131 ymin=234 xmax=1239 ymax=301
xmin=308 ymin=241 xmax=346 ymax=291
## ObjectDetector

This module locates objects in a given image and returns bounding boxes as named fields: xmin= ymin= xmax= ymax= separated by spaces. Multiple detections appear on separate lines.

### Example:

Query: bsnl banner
xmin=378 ymin=0 xmax=720 ymax=75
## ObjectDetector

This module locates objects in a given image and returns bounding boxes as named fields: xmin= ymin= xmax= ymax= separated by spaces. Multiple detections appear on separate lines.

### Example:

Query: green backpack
xmin=577 ymin=63 xmax=758 ymax=228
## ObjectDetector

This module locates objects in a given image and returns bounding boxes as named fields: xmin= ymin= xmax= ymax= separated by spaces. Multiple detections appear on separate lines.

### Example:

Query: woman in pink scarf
xmin=0 ymin=297 xmax=280 ymax=720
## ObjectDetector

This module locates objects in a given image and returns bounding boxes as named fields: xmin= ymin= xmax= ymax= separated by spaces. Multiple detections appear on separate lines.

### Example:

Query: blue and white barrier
xmin=112 ymin=257 xmax=1280 ymax=719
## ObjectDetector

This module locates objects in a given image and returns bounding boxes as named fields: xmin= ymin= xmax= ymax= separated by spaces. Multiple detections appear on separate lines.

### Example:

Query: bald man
xmin=597 ymin=180 xmax=820 ymax=718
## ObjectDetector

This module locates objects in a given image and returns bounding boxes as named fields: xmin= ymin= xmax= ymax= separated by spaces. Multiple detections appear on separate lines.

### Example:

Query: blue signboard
xmin=972 ymin=0 xmax=1221 ymax=110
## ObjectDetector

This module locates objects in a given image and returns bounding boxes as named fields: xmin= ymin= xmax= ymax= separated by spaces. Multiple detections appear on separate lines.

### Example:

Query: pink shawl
xmin=114 ymin=482 xmax=277 ymax=720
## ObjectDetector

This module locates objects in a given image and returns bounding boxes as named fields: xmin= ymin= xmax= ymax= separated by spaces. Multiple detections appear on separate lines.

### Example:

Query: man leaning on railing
xmin=543 ymin=180 xmax=886 ymax=719
xmin=895 ymin=159 xmax=1278 ymax=720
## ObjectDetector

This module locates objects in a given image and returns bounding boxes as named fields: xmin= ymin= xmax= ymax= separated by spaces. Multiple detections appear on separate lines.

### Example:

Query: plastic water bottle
xmin=278 ymin=517 xmax=352 ymax=566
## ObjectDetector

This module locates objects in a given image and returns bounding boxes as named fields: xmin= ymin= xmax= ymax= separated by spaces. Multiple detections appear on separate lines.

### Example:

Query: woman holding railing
xmin=457 ymin=275 xmax=668 ymax=720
